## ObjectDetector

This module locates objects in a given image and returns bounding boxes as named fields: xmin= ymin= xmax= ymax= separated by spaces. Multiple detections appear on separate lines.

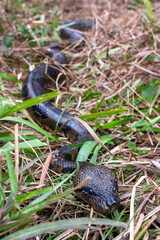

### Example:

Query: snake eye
xmin=76 ymin=186 xmax=95 ymax=196
xmin=84 ymin=187 xmax=94 ymax=196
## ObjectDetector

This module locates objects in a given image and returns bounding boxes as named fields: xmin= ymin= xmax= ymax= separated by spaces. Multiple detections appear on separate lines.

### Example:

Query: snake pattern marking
xmin=22 ymin=20 xmax=120 ymax=214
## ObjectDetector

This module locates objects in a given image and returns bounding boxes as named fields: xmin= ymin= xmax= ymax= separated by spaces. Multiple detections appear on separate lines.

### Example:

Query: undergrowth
xmin=0 ymin=0 xmax=160 ymax=239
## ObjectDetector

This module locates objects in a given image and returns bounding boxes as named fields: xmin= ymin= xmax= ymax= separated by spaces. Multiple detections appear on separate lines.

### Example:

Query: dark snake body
xmin=22 ymin=20 xmax=120 ymax=214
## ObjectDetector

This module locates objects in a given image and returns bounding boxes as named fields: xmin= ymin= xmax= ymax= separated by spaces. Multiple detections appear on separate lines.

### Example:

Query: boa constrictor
xmin=22 ymin=20 xmax=120 ymax=214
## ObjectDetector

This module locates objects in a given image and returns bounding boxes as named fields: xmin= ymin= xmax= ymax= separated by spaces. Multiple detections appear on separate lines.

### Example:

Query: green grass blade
xmin=0 ymin=184 xmax=5 ymax=208
xmin=132 ymin=116 xmax=160 ymax=129
xmin=142 ymin=0 xmax=155 ymax=22
xmin=80 ymin=108 xmax=126 ymax=120
xmin=0 ymin=72 xmax=20 ymax=83
xmin=27 ymin=171 xmax=75 ymax=207
xmin=1 ymin=140 xmax=47 ymax=157
xmin=12 ymin=186 xmax=77 ymax=219
xmin=76 ymin=141 xmax=97 ymax=162
xmin=1 ymin=117 xmax=57 ymax=141
xmin=56 ymin=21 xmax=77 ymax=31
xmin=5 ymin=151 xmax=18 ymax=196
xmin=90 ymin=135 xmax=114 ymax=164
xmin=15 ymin=187 xmax=52 ymax=204
xmin=0 ymin=91 xmax=58 ymax=119
xmin=102 ymin=117 xmax=134 ymax=129
xmin=2 ymin=218 xmax=127 ymax=240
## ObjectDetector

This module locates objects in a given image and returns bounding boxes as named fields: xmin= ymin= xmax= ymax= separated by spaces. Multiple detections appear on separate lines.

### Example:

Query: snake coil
xmin=22 ymin=20 xmax=120 ymax=214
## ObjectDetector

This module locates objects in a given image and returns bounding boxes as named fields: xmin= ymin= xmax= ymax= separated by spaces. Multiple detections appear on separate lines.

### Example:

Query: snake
xmin=22 ymin=20 xmax=120 ymax=214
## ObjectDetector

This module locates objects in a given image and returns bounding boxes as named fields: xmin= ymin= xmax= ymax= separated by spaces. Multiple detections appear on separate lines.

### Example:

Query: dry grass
xmin=0 ymin=0 xmax=160 ymax=239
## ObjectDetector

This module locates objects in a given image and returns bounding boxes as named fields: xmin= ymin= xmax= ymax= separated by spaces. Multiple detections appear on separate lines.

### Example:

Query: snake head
xmin=74 ymin=164 xmax=120 ymax=214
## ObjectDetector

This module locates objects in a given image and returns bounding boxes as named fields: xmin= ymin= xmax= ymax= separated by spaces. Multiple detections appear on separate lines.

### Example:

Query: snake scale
xmin=22 ymin=20 xmax=120 ymax=214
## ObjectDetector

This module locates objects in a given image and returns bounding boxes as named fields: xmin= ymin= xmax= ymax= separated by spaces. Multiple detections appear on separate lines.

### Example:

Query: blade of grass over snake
xmin=75 ymin=117 xmax=114 ymax=156
xmin=76 ymin=141 xmax=98 ymax=162
xmin=0 ymin=91 xmax=58 ymax=119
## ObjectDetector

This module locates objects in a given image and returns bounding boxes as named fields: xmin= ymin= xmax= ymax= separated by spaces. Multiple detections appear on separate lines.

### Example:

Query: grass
xmin=0 ymin=0 xmax=160 ymax=239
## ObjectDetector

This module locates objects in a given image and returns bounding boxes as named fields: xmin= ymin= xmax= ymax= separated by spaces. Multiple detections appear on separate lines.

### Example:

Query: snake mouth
xmin=93 ymin=196 xmax=120 ymax=214
xmin=76 ymin=186 xmax=120 ymax=214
